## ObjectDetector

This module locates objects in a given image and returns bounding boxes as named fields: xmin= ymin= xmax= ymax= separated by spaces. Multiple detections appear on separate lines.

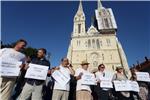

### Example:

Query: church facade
xmin=67 ymin=0 xmax=131 ymax=77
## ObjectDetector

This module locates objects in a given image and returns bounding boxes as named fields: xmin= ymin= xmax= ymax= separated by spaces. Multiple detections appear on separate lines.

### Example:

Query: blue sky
xmin=1 ymin=1 xmax=150 ymax=67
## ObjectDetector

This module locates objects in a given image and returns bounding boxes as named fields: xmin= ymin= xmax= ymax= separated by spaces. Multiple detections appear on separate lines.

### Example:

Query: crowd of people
xmin=0 ymin=39 xmax=150 ymax=100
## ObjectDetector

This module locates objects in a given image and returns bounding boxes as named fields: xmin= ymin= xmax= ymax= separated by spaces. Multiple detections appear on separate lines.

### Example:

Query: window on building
xmin=92 ymin=39 xmax=95 ymax=48
xmin=96 ymin=39 xmax=100 ymax=49
xmin=104 ymin=18 xmax=109 ymax=28
xmin=88 ymin=39 xmax=91 ymax=48
xmin=109 ymin=18 xmax=113 ymax=28
xmin=78 ymin=24 xmax=81 ymax=33
xmin=77 ymin=40 xmax=81 ymax=46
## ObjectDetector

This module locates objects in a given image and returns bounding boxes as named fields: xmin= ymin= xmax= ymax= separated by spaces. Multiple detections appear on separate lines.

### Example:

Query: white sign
xmin=25 ymin=63 xmax=49 ymax=80
xmin=97 ymin=71 xmax=113 ymax=88
xmin=0 ymin=59 xmax=22 ymax=77
xmin=130 ymin=81 xmax=140 ymax=92
xmin=52 ymin=70 xmax=70 ymax=86
xmin=81 ymin=73 xmax=97 ymax=85
xmin=136 ymin=72 xmax=150 ymax=82
xmin=100 ymin=80 xmax=113 ymax=88
xmin=113 ymin=80 xmax=139 ymax=92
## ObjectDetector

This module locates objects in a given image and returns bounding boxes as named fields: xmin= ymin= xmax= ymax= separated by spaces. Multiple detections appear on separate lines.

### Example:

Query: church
xmin=67 ymin=0 xmax=131 ymax=77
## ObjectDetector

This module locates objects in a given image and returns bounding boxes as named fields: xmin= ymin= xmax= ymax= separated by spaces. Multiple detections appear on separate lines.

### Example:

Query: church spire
xmin=73 ymin=0 xmax=86 ymax=37
xmin=98 ymin=0 xmax=103 ymax=10
xmin=76 ymin=0 xmax=84 ymax=15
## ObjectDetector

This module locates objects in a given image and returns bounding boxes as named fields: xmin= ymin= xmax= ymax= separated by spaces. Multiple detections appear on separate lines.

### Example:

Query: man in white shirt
xmin=52 ymin=58 xmax=74 ymax=100
xmin=0 ymin=39 xmax=27 ymax=100
xmin=75 ymin=60 xmax=92 ymax=100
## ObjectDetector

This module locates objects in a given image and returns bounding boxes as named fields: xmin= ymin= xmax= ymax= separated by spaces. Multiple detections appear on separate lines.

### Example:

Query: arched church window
xmin=78 ymin=24 xmax=81 ymax=33
xmin=79 ymin=41 xmax=80 ymax=46
xmin=107 ymin=10 xmax=111 ymax=16
xmin=92 ymin=39 xmax=95 ymax=48
xmin=104 ymin=18 xmax=109 ymax=28
xmin=109 ymin=18 xmax=113 ymax=28
xmin=88 ymin=39 xmax=91 ymax=48
xmin=96 ymin=39 xmax=100 ymax=49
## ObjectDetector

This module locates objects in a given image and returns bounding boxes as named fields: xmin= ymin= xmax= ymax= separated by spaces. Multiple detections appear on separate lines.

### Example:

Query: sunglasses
xmin=100 ymin=67 xmax=105 ymax=68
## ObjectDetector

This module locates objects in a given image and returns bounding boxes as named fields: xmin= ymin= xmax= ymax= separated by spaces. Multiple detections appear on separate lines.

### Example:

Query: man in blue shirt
xmin=19 ymin=48 xmax=50 ymax=100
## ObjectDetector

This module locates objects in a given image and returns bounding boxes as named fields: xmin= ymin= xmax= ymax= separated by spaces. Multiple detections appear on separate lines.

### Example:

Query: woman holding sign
xmin=130 ymin=68 xmax=141 ymax=100
xmin=95 ymin=64 xmax=112 ymax=100
xmin=130 ymin=68 xmax=149 ymax=100
xmin=112 ymin=66 xmax=131 ymax=100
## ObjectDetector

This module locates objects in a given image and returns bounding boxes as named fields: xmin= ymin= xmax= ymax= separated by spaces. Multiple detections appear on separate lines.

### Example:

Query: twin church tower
xmin=67 ymin=0 xmax=130 ymax=77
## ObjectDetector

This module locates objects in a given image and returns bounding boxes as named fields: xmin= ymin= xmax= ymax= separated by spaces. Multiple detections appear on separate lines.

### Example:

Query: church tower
xmin=95 ymin=0 xmax=117 ymax=31
xmin=67 ymin=0 xmax=131 ymax=78
xmin=73 ymin=0 xmax=86 ymax=37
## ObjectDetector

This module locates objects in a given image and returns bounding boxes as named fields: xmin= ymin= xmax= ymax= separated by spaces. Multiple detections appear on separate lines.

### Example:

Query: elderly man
xmin=75 ymin=60 xmax=93 ymax=100
xmin=51 ymin=57 xmax=75 ymax=100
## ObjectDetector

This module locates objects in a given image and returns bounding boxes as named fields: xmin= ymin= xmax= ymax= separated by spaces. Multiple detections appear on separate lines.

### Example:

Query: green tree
xmin=22 ymin=47 xmax=37 ymax=58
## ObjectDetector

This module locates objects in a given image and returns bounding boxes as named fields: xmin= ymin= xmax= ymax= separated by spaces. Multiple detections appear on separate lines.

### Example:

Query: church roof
xmin=87 ymin=25 xmax=98 ymax=34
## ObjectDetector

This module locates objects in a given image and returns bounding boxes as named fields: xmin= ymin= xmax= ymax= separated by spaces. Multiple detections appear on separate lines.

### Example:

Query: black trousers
xmin=97 ymin=90 xmax=109 ymax=100
xmin=94 ymin=84 xmax=109 ymax=100
xmin=116 ymin=92 xmax=131 ymax=100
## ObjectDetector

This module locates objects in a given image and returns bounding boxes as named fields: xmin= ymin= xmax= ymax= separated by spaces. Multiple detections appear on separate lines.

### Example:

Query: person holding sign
xmin=0 ymin=39 xmax=27 ymax=100
xmin=130 ymin=68 xmax=141 ymax=100
xmin=75 ymin=60 xmax=93 ymax=100
xmin=95 ymin=64 xmax=112 ymax=100
xmin=112 ymin=66 xmax=131 ymax=100
xmin=51 ymin=58 xmax=75 ymax=100
xmin=19 ymin=48 xmax=50 ymax=100
xmin=130 ymin=68 xmax=149 ymax=100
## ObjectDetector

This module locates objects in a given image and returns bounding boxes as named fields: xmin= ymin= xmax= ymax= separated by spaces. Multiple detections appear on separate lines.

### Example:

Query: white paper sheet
xmin=81 ymin=73 xmax=97 ymax=85
xmin=100 ymin=80 xmax=113 ymax=88
xmin=113 ymin=80 xmax=139 ymax=92
xmin=0 ymin=59 xmax=22 ymax=76
xmin=25 ymin=63 xmax=49 ymax=80
xmin=136 ymin=72 xmax=150 ymax=82
xmin=52 ymin=70 xmax=70 ymax=86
